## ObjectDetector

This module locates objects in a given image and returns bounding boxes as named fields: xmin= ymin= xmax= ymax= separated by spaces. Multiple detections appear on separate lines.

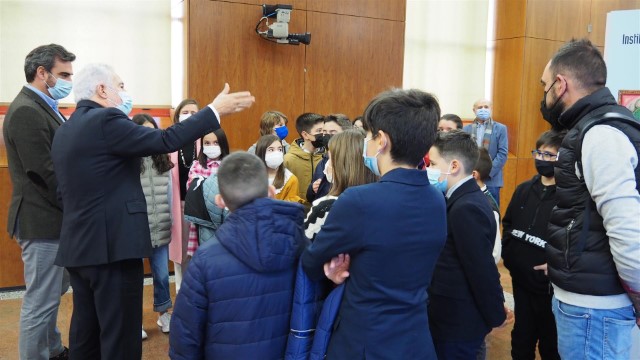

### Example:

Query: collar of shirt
xmin=446 ymin=175 xmax=474 ymax=199
xmin=26 ymin=84 xmax=60 ymax=114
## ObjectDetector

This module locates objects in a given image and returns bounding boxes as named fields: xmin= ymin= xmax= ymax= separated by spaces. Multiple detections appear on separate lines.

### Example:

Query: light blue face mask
xmin=476 ymin=108 xmax=491 ymax=121
xmin=363 ymin=137 xmax=381 ymax=177
xmin=116 ymin=91 xmax=133 ymax=116
xmin=107 ymin=88 xmax=133 ymax=116
xmin=426 ymin=165 xmax=451 ymax=194
xmin=45 ymin=73 xmax=72 ymax=100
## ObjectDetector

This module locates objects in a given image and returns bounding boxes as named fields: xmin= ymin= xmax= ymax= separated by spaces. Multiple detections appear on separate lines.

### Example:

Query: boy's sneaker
xmin=142 ymin=327 xmax=148 ymax=340
xmin=157 ymin=312 xmax=171 ymax=333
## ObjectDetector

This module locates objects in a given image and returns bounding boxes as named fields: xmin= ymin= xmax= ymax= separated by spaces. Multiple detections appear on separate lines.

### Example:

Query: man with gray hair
xmin=51 ymin=63 xmax=254 ymax=359
xmin=3 ymin=43 xmax=75 ymax=360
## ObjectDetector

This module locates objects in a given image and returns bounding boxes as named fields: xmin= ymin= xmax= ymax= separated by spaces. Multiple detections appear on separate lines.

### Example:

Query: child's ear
xmin=215 ymin=194 xmax=226 ymax=209
xmin=471 ymin=170 xmax=480 ymax=180
xmin=450 ymin=159 xmax=463 ymax=175
xmin=267 ymin=185 xmax=276 ymax=198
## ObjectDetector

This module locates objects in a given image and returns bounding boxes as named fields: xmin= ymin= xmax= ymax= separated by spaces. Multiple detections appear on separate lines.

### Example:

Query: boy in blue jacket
xmin=169 ymin=152 xmax=307 ymax=360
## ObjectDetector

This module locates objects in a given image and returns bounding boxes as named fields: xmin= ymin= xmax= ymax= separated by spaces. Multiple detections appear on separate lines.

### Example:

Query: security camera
xmin=255 ymin=4 xmax=311 ymax=46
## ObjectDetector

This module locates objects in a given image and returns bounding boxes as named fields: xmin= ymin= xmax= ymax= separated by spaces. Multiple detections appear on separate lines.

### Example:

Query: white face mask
xmin=324 ymin=159 xmax=333 ymax=183
xmin=178 ymin=113 xmax=191 ymax=122
xmin=203 ymin=145 xmax=221 ymax=159
xmin=265 ymin=151 xmax=284 ymax=169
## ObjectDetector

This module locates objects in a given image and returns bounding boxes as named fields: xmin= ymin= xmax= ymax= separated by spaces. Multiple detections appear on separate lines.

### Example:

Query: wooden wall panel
xmin=495 ymin=0 xmax=526 ymax=40
xmin=213 ymin=0 xmax=307 ymax=10
xmin=500 ymin=156 xmax=518 ymax=216
xmin=589 ymin=0 xmax=640 ymax=46
xmin=305 ymin=12 xmax=404 ymax=119
xmin=0 ymin=168 xmax=23 ymax=288
xmin=517 ymin=38 xmax=562 ymax=158
xmin=306 ymin=0 xmax=405 ymax=21
xmin=526 ymin=0 xmax=591 ymax=41
xmin=492 ymin=37 xmax=525 ymax=155
xmin=189 ymin=0 xmax=306 ymax=150
xmin=0 ymin=116 xmax=6 ymax=166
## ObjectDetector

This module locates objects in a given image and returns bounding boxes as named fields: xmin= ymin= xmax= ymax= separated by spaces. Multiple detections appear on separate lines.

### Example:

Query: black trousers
xmin=511 ymin=282 xmax=560 ymax=360
xmin=68 ymin=259 xmax=143 ymax=360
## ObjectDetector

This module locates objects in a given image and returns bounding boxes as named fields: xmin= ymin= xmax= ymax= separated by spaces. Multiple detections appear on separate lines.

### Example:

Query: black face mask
xmin=540 ymin=79 xmax=566 ymax=130
xmin=311 ymin=134 xmax=331 ymax=149
xmin=535 ymin=159 xmax=555 ymax=177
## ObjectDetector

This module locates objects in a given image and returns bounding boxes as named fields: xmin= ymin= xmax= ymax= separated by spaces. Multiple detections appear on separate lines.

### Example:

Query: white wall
xmin=0 ymin=0 xmax=171 ymax=106
xmin=404 ymin=0 xmax=491 ymax=119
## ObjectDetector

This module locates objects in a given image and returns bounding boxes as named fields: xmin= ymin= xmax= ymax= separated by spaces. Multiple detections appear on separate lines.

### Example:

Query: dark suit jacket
xmin=428 ymin=178 xmax=506 ymax=341
xmin=302 ymin=168 xmax=447 ymax=360
xmin=3 ymin=86 xmax=65 ymax=239
xmin=51 ymin=100 xmax=219 ymax=267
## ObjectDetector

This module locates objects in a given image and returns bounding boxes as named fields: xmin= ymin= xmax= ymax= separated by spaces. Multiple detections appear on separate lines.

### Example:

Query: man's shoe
xmin=50 ymin=347 xmax=69 ymax=360
xmin=142 ymin=327 xmax=148 ymax=340
xmin=157 ymin=312 xmax=171 ymax=333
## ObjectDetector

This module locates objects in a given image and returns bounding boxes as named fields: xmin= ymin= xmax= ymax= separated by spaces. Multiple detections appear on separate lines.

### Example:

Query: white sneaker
xmin=157 ymin=312 xmax=171 ymax=333
xmin=142 ymin=327 xmax=148 ymax=340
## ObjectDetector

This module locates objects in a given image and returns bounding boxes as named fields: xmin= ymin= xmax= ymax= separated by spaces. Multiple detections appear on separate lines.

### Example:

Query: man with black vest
xmin=540 ymin=38 xmax=640 ymax=359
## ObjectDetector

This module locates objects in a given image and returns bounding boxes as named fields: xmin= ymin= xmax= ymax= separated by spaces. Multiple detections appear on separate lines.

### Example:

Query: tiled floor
xmin=0 ymin=263 xmax=529 ymax=360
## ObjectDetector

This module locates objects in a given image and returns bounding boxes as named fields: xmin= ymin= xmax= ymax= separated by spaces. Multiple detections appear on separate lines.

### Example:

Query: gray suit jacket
xmin=3 ymin=86 xmax=65 ymax=239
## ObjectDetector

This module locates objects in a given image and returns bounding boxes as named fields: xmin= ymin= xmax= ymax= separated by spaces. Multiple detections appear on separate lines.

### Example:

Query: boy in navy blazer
xmin=302 ymin=89 xmax=448 ymax=359
xmin=426 ymin=130 xmax=506 ymax=359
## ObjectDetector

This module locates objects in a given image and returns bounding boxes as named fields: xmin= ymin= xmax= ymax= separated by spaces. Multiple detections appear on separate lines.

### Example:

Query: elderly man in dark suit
xmin=50 ymin=63 xmax=254 ymax=360
xmin=3 ymin=44 xmax=76 ymax=360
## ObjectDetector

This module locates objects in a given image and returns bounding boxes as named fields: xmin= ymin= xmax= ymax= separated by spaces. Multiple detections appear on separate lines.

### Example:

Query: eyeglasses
xmin=531 ymin=150 xmax=558 ymax=161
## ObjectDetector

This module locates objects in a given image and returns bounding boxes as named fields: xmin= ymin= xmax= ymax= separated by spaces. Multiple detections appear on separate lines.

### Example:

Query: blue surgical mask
xmin=426 ymin=165 xmax=451 ymax=194
xmin=275 ymin=126 xmax=288 ymax=140
xmin=476 ymin=108 xmax=491 ymax=121
xmin=363 ymin=137 xmax=381 ymax=177
xmin=44 ymin=73 xmax=72 ymax=100
xmin=115 ymin=91 xmax=133 ymax=116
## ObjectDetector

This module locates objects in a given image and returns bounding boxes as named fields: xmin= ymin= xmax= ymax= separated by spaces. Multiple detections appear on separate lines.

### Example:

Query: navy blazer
xmin=302 ymin=168 xmax=447 ymax=360
xmin=428 ymin=178 xmax=506 ymax=341
xmin=51 ymin=100 xmax=219 ymax=267
xmin=463 ymin=121 xmax=508 ymax=187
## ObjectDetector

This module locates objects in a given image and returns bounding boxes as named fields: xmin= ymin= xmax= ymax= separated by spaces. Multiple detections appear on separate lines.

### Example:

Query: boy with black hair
xmin=306 ymin=114 xmax=353 ymax=202
xmin=284 ymin=113 xmax=326 ymax=204
xmin=170 ymin=152 xmax=307 ymax=360
xmin=501 ymin=130 xmax=566 ymax=360
xmin=427 ymin=130 xmax=506 ymax=358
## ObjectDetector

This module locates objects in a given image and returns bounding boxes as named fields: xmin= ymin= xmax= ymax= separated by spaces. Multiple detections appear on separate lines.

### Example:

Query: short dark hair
xmin=132 ymin=113 xmax=174 ymax=175
xmin=535 ymin=129 xmax=567 ymax=150
xmin=440 ymin=113 xmax=463 ymax=129
xmin=173 ymin=99 xmax=199 ymax=124
xmin=24 ymin=44 xmax=76 ymax=83
xmin=198 ymin=128 xmax=230 ymax=168
xmin=474 ymin=148 xmax=492 ymax=182
xmin=295 ymin=113 xmax=324 ymax=136
xmin=325 ymin=114 xmax=352 ymax=130
xmin=217 ymin=152 xmax=268 ymax=211
xmin=363 ymin=88 xmax=440 ymax=166
xmin=550 ymin=38 xmax=606 ymax=93
xmin=432 ymin=130 xmax=479 ymax=175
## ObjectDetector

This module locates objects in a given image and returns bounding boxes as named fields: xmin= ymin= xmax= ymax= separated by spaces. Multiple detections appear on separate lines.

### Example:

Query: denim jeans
xmin=551 ymin=296 xmax=635 ymax=360
xmin=149 ymin=245 xmax=172 ymax=313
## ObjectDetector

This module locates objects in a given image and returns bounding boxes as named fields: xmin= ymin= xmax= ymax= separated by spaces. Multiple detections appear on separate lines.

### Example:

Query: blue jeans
xmin=552 ymin=296 xmax=635 ymax=359
xmin=149 ymin=245 xmax=172 ymax=313
xmin=486 ymin=186 xmax=501 ymax=207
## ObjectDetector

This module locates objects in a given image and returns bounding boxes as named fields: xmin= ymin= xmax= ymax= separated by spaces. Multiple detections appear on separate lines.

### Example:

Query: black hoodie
xmin=501 ymin=175 xmax=557 ymax=294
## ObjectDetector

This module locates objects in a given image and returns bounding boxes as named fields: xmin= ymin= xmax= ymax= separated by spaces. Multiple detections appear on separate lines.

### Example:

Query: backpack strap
xmin=574 ymin=112 xmax=640 ymax=178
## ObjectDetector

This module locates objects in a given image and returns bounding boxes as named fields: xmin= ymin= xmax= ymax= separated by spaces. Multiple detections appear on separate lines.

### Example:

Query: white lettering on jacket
xmin=510 ymin=229 xmax=547 ymax=249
